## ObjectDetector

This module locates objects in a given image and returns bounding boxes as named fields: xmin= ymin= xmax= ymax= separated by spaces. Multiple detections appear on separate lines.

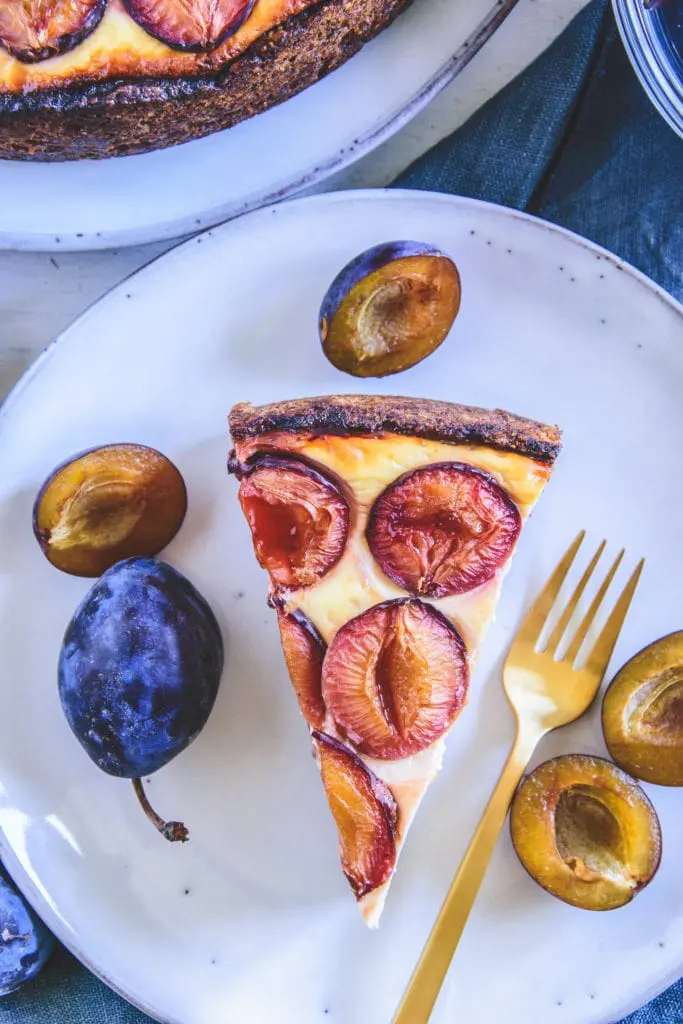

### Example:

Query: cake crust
xmin=229 ymin=395 xmax=563 ymax=464
xmin=0 ymin=0 xmax=411 ymax=159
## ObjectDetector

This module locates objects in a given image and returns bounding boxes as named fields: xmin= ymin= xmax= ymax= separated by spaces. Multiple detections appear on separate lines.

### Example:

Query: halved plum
xmin=234 ymin=455 xmax=349 ymax=591
xmin=313 ymin=731 xmax=397 ymax=899
xmin=277 ymin=608 xmax=327 ymax=729
xmin=123 ymin=0 xmax=254 ymax=52
xmin=319 ymin=242 xmax=461 ymax=378
xmin=367 ymin=462 xmax=521 ymax=598
xmin=0 ymin=0 xmax=105 ymax=63
xmin=602 ymin=632 xmax=683 ymax=786
xmin=510 ymin=755 xmax=661 ymax=911
xmin=322 ymin=598 xmax=468 ymax=760
xmin=33 ymin=444 xmax=187 ymax=578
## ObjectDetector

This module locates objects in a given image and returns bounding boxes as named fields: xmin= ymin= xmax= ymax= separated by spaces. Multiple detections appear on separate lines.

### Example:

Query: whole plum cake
xmin=228 ymin=394 xmax=562 ymax=925
xmin=0 ymin=0 xmax=413 ymax=159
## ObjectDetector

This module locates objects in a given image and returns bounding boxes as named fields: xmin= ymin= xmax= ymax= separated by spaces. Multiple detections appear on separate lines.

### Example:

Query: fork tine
xmin=583 ymin=559 xmax=645 ymax=677
xmin=564 ymin=549 xmax=625 ymax=665
xmin=545 ymin=540 xmax=606 ymax=657
xmin=514 ymin=530 xmax=585 ymax=647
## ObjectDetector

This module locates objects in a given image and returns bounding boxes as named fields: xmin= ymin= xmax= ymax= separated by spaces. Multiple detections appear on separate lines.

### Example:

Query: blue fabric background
xmin=396 ymin=0 xmax=683 ymax=303
xmin=2 ymin=1 xmax=682 ymax=1020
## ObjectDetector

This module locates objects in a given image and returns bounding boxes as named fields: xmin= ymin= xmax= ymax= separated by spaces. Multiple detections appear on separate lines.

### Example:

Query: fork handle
xmin=392 ymin=725 xmax=540 ymax=1024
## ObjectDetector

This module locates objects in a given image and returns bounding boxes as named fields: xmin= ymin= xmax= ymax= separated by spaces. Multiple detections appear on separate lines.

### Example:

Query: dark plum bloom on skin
xmin=0 ymin=864 xmax=54 ymax=996
xmin=59 ymin=557 xmax=223 ymax=775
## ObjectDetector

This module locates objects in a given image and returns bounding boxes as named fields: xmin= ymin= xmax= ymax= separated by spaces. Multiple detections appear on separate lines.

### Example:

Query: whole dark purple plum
xmin=58 ymin=557 xmax=224 ymax=841
xmin=319 ymin=241 xmax=461 ymax=378
xmin=0 ymin=863 xmax=54 ymax=996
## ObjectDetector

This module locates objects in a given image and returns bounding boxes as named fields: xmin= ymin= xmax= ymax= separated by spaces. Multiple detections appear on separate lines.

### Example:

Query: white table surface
xmin=0 ymin=0 xmax=590 ymax=405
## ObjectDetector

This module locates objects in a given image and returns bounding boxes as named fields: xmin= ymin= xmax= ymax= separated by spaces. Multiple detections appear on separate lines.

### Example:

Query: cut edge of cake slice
xmin=228 ymin=395 xmax=562 ymax=926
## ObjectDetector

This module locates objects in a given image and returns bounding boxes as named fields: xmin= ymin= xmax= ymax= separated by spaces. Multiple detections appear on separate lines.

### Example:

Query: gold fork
xmin=392 ymin=531 xmax=644 ymax=1024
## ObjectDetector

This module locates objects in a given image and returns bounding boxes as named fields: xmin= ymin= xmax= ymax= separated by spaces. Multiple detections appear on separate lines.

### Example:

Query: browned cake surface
xmin=229 ymin=395 xmax=563 ymax=464
xmin=0 ymin=0 xmax=412 ymax=159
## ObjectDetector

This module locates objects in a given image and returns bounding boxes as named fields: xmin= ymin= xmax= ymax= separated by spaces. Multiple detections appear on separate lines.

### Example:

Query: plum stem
xmin=131 ymin=778 xmax=189 ymax=843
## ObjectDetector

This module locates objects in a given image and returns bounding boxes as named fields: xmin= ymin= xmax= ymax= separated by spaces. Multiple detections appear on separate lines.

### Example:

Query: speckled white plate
xmin=0 ymin=191 xmax=682 ymax=1024
xmin=0 ymin=0 xmax=518 ymax=252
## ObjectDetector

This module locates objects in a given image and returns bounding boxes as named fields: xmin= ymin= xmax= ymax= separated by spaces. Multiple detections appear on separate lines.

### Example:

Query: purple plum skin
xmin=0 ymin=864 xmax=54 ymax=996
xmin=319 ymin=241 xmax=448 ymax=329
xmin=0 ymin=0 xmax=106 ymax=64
xmin=319 ymin=241 xmax=461 ymax=378
xmin=58 ymin=557 xmax=223 ymax=779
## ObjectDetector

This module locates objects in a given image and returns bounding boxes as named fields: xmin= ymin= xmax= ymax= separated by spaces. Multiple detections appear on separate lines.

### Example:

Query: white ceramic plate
xmin=1 ymin=191 xmax=682 ymax=1024
xmin=0 ymin=0 xmax=518 ymax=252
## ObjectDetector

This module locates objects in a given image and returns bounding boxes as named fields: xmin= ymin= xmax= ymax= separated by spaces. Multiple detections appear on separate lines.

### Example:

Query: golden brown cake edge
xmin=228 ymin=395 xmax=563 ymax=464
xmin=0 ymin=0 xmax=412 ymax=159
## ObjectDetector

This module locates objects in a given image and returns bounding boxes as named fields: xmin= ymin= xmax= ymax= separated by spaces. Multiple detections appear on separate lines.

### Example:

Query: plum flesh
xmin=602 ymin=632 xmax=683 ymax=785
xmin=0 ymin=0 xmax=105 ymax=63
xmin=367 ymin=462 xmax=521 ymax=598
xmin=33 ymin=443 xmax=187 ymax=578
xmin=59 ymin=557 xmax=223 ymax=841
xmin=319 ymin=242 xmax=461 ymax=378
xmin=277 ymin=608 xmax=327 ymax=729
xmin=232 ymin=454 xmax=349 ymax=591
xmin=313 ymin=731 xmax=397 ymax=899
xmin=0 ymin=863 xmax=54 ymax=996
xmin=322 ymin=598 xmax=468 ymax=760
xmin=510 ymin=754 xmax=661 ymax=911
xmin=123 ymin=0 xmax=254 ymax=51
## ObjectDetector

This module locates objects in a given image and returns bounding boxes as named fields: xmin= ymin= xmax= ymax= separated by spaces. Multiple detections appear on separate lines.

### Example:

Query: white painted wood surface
xmin=0 ymin=0 xmax=590 ymax=404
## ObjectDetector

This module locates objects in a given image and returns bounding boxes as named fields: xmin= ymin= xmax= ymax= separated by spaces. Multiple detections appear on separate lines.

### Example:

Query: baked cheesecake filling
xmin=230 ymin=425 xmax=556 ymax=922
xmin=0 ymin=0 xmax=316 ymax=91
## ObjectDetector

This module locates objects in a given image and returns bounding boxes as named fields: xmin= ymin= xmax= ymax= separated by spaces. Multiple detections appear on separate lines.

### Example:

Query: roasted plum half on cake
xmin=59 ymin=557 xmax=224 ymax=841
xmin=367 ymin=462 xmax=522 ymax=597
xmin=0 ymin=0 xmax=106 ymax=63
xmin=510 ymin=755 xmax=662 ymax=911
xmin=322 ymin=599 xmax=469 ymax=760
xmin=313 ymin=731 xmax=398 ymax=899
xmin=231 ymin=454 xmax=349 ymax=590
xmin=33 ymin=443 xmax=187 ymax=577
xmin=277 ymin=608 xmax=327 ymax=730
xmin=602 ymin=632 xmax=683 ymax=786
xmin=319 ymin=243 xmax=461 ymax=378
xmin=123 ymin=0 xmax=255 ymax=51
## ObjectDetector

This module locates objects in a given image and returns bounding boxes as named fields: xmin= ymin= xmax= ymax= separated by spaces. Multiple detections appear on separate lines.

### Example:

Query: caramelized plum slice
xmin=367 ymin=462 xmax=521 ymax=598
xmin=235 ymin=456 xmax=349 ymax=590
xmin=510 ymin=755 xmax=661 ymax=911
xmin=277 ymin=608 xmax=326 ymax=729
xmin=33 ymin=444 xmax=187 ymax=578
xmin=602 ymin=632 xmax=683 ymax=786
xmin=313 ymin=731 xmax=397 ymax=899
xmin=0 ymin=0 xmax=105 ymax=63
xmin=320 ymin=242 xmax=461 ymax=378
xmin=322 ymin=599 xmax=468 ymax=760
xmin=123 ymin=0 xmax=254 ymax=52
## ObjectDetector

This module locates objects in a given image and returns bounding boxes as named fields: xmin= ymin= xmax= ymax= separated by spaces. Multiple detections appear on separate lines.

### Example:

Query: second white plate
xmin=0 ymin=192 xmax=682 ymax=1024
xmin=0 ymin=0 xmax=517 ymax=251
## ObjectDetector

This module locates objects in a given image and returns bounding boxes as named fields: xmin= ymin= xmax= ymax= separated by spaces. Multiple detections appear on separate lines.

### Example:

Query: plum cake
xmin=0 ymin=0 xmax=412 ymax=159
xmin=228 ymin=394 xmax=562 ymax=926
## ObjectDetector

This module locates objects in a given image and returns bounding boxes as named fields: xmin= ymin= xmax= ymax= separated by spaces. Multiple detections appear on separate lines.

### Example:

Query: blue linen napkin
xmin=396 ymin=0 xmax=683 ymax=304
xmin=2 ymin=2 xmax=682 ymax=1021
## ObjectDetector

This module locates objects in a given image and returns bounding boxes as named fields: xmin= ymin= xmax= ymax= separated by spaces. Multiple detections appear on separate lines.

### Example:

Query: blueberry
xmin=0 ymin=863 xmax=53 ymax=997
xmin=59 ymin=558 xmax=224 ymax=841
